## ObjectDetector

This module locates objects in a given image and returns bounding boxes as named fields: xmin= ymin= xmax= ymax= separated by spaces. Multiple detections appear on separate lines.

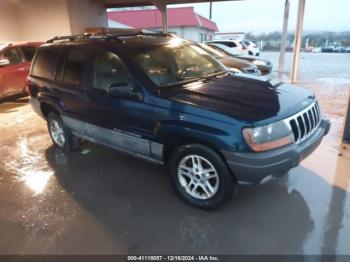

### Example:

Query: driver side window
xmin=93 ymin=51 xmax=130 ymax=91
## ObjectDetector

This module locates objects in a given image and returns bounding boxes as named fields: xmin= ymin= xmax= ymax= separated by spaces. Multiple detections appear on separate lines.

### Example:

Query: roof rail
xmin=111 ymin=32 xmax=175 ymax=38
xmin=46 ymin=31 xmax=175 ymax=43
xmin=46 ymin=34 xmax=91 ymax=43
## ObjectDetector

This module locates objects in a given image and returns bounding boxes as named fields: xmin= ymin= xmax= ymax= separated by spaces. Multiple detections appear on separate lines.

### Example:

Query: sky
xmin=173 ymin=0 xmax=350 ymax=34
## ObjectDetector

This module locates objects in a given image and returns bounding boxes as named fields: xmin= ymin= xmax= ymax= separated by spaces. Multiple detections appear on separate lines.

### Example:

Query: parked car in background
xmin=311 ymin=47 xmax=322 ymax=53
xmin=333 ymin=46 xmax=345 ymax=53
xmin=321 ymin=46 xmax=334 ymax=53
xmin=29 ymin=33 xmax=330 ymax=209
xmin=196 ymin=43 xmax=261 ymax=75
xmin=205 ymin=40 xmax=244 ymax=54
xmin=240 ymin=40 xmax=260 ymax=56
xmin=0 ymin=42 xmax=42 ymax=99
xmin=208 ymin=43 xmax=272 ymax=75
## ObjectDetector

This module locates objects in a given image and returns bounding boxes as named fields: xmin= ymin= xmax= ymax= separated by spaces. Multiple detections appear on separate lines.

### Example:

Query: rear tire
xmin=169 ymin=144 xmax=235 ymax=210
xmin=47 ymin=112 xmax=79 ymax=151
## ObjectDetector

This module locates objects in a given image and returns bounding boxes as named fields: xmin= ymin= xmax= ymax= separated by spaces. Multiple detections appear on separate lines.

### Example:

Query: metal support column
xmin=154 ymin=2 xmax=168 ymax=33
xmin=343 ymin=92 xmax=350 ymax=144
xmin=291 ymin=0 xmax=306 ymax=83
xmin=278 ymin=0 xmax=290 ymax=72
xmin=209 ymin=2 xmax=213 ymax=19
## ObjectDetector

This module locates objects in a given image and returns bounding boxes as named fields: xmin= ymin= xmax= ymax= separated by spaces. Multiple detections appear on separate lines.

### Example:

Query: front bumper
xmin=222 ymin=119 xmax=331 ymax=184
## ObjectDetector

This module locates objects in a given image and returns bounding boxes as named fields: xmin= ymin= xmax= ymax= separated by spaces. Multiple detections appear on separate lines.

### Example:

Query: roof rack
xmin=46 ymin=31 xmax=175 ymax=43
xmin=46 ymin=34 xmax=88 ymax=43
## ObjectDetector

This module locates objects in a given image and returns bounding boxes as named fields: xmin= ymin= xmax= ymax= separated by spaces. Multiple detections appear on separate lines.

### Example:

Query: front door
xmin=83 ymin=49 xmax=155 ymax=158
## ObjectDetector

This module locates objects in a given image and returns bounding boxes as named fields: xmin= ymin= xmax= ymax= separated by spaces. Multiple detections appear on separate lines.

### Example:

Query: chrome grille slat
xmin=312 ymin=107 xmax=318 ymax=127
xmin=300 ymin=115 xmax=306 ymax=137
xmin=304 ymin=113 xmax=310 ymax=134
xmin=308 ymin=110 xmax=314 ymax=130
xmin=309 ymin=109 xmax=316 ymax=129
xmin=315 ymin=102 xmax=321 ymax=122
xmin=286 ymin=100 xmax=322 ymax=143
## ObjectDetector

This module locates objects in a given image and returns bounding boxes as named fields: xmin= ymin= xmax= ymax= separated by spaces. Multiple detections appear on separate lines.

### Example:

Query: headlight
xmin=252 ymin=60 xmax=267 ymax=66
xmin=242 ymin=120 xmax=295 ymax=152
xmin=229 ymin=67 xmax=241 ymax=73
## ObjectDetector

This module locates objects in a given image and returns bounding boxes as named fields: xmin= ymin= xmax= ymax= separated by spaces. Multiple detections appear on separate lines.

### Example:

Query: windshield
xmin=133 ymin=43 xmax=227 ymax=87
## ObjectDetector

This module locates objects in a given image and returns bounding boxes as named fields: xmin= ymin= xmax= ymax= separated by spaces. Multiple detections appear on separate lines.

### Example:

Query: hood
xmin=219 ymin=56 xmax=257 ymax=70
xmin=236 ymin=54 xmax=271 ymax=64
xmin=161 ymin=74 xmax=315 ymax=123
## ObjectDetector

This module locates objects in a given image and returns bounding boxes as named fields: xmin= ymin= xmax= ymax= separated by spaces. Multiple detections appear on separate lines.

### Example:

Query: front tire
xmin=169 ymin=144 xmax=235 ymax=210
xmin=47 ymin=112 xmax=79 ymax=151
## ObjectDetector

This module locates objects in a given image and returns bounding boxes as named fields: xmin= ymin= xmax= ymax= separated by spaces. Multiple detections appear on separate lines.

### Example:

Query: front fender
xmin=154 ymin=119 xmax=240 ymax=152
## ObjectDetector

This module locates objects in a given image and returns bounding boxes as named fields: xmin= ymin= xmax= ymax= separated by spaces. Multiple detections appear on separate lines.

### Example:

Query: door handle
xmin=18 ymin=68 xmax=26 ymax=71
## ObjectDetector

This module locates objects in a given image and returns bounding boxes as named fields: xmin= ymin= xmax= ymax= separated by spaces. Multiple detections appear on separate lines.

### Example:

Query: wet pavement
xmin=1 ymin=53 xmax=350 ymax=254
xmin=0 ymin=96 xmax=349 ymax=255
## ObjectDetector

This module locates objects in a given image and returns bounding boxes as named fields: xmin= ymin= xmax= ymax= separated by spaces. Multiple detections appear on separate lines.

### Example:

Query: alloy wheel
xmin=177 ymin=155 xmax=219 ymax=200
xmin=50 ymin=120 xmax=65 ymax=147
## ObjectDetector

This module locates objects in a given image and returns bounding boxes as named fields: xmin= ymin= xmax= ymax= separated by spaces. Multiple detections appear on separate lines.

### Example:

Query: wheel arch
xmin=40 ymin=102 xmax=59 ymax=119
xmin=162 ymin=134 xmax=238 ymax=182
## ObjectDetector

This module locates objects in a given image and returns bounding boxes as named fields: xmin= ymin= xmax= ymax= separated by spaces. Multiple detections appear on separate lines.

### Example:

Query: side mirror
xmin=0 ymin=59 xmax=10 ymax=67
xmin=107 ymin=82 xmax=142 ymax=101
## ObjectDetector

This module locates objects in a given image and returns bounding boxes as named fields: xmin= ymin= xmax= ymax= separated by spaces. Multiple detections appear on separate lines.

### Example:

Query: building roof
xmin=108 ymin=7 xmax=218 ymax=31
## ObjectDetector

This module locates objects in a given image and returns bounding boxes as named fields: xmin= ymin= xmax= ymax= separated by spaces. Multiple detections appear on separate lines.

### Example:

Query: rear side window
xmin=63 ymin=49 xmax=90 ymax=85
xmin=21 ymin=46 xmax=36 ymax=61
xmin=3 ymin=48 xmax=23 ymax=65
xmin=32 ymin=48 xmax=60 ymax=80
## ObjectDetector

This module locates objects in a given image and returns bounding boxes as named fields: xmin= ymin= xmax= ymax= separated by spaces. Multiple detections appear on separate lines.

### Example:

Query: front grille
xmin=288 ymin=100 xmax=322 ymax=143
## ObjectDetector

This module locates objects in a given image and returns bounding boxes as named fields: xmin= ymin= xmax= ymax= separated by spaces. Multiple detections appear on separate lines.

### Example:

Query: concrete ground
xmin=0 ymin=52 xmax=350 ymax=255
xmin=0 ymin=97 xmax=349 ymax=255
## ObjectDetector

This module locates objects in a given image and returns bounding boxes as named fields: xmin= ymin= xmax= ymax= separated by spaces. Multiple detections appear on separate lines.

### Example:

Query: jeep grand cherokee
xmin=28 ymin=33 xmax=330 ymax=209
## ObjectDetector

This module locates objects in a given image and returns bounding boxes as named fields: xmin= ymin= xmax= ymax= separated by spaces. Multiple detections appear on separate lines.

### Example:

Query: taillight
xmin=27 ymin=79 xmax=38 ymax=97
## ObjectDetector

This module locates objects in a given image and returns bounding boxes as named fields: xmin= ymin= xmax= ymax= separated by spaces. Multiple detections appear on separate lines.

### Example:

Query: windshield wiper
xmin=204 ymin=70 xmax=228 ymax=79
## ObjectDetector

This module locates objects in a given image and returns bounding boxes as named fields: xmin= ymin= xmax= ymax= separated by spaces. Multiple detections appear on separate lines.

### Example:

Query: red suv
xmin=0 ymin=42 xmax=42 ymax=99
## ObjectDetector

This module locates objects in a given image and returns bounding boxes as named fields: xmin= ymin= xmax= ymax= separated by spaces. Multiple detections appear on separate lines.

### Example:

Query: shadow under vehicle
xmin=46 ymin=144 xmax=314 ymax=254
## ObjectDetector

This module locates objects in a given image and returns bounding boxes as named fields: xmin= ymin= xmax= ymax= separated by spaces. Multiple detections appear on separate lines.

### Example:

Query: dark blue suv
xmin=28 ymin=33 xmax=330 ymax=209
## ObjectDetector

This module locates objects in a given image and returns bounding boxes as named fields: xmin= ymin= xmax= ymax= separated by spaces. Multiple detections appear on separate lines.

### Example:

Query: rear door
xmin=55 ymin=47 xmax=94 ymax=124
xmin=0 ymin=47 xmax=27 ymax=97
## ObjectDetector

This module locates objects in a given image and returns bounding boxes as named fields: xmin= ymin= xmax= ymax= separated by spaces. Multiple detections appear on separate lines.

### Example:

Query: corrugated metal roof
xmin=108 ymin=7 xmax=218 ymax=31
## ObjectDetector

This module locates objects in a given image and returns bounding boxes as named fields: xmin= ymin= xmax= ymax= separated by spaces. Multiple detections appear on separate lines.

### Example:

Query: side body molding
xmin=61 ymin=115 xmax=164 ymax=164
